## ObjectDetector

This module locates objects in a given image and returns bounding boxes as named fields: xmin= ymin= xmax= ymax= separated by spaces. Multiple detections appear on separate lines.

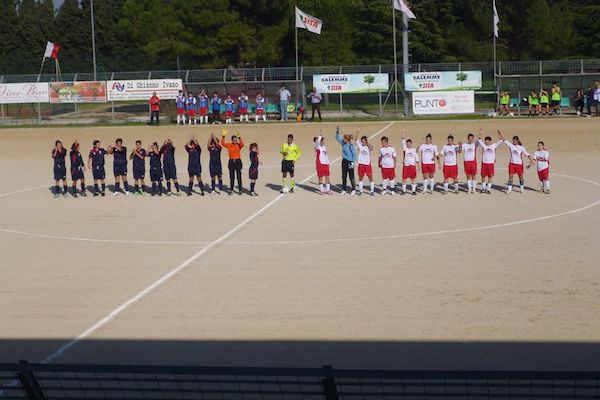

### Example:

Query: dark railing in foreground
xmin=0 ymin=361 xmax=599 ymax=399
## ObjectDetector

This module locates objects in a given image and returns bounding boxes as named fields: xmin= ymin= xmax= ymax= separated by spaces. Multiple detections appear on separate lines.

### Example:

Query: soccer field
xmin=0 ymin=118 xmax=599 ymax=370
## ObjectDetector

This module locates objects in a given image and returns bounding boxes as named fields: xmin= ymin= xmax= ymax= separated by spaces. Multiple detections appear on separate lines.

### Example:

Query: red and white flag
xmin=295 ymin=6 xmax=322 ymax=35
xmin=393 ymin=0 xmax=416 ymax=19
xmin=44 ymin=42 xmax=61 ymax=59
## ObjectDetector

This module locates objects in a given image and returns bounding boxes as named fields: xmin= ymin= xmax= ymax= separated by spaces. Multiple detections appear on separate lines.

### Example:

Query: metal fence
xmin=1 ymin=59 xmax=599 ymax=124
xmin=1 ymin=362 xmax=599 ymax=400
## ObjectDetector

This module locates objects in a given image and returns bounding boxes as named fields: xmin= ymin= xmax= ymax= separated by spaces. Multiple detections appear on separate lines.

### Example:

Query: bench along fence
xmin=1 ymin=361 xmax=599 ymax=399
xmin=0 ymin=59 xmax=599 ymax=124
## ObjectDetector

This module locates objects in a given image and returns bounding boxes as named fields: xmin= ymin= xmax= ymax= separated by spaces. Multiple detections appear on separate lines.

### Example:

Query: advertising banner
xmin=313 ymin=74 xmax=389 ymax=94
xmin=49 ymin=81 xmax=107 ymax=103
xmin=404 ymin=71 xmax=482 ymax=91
xmin=0 ymin=83 xmax=50 ymax=104
xmin=412 ymin=91 xmax=475 ymax=115
xmin=107 ymin=79 xmax=183 ymax=101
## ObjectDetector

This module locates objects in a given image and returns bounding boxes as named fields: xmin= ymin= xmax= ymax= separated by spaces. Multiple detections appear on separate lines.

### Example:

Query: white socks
xmin=325 ymin=183 xmax=330 ymax=192
xmin=389 ymin=180 xmax=395 ymax=190
xmin=444 ymin=182 xmax=449 ymax=192
xmin=320 ymin=184 xmax=325 ymax=192
xmin=370 ymin=182 xmax=375 ymax=193
xmin=359 ymin=182 xmax=363 ymax=192
xmin=454 ymin=182 xmax=459 ymax=191
xmin=382 ymin=179 xmax=388 ymax=190
xmin=402 ymin=184 xmax=407 ymax=193
xmin=411 ymin=183 xmax=416 ymax=193
xmin=429 ymin=179 xmax=435 ymax=191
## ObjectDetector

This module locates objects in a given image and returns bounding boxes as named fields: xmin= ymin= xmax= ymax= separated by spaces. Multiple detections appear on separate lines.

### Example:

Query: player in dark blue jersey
xmin=185 ymin=136 xmax=205 ymax=196
xmin=160 ymin=138 xmax=181 ymax=196
xmin=147 ymin=142 xmax=163 ymax=196
xmin=207 ymin=133 xmax=223 ymax=194
xmin=248 ymin=142 xmax=261 ymax=196
xmin=130 ymin=140 xmax=146 ymax=195
xmin=51 ymin=140 xmax=68 ymax=198
xmin=108 ymin=138 xmax=130 ymax=195
xmin=88 ymin=140 xmax=107 ymax=196
xmin=69 ymin=140 xmax=86 ymax=198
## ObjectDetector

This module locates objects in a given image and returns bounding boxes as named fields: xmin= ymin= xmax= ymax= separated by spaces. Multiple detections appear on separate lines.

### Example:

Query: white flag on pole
xmin=493 ymin=0 xmax=499 ymax=38
xmin=393 ymin=0 xmax=416 ymax=19
xmin=295 ymin=6 xmax=323 ymax=35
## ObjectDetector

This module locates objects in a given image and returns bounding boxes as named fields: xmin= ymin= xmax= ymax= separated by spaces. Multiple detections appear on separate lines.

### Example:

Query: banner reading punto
xmin=412 ymin=91 xmax=475 ymax=115
xmin=404 ymin=71 xmax=482 ymax=91
xmin=313 ymin=74 xmax=389 ymax=94
xmin=49 ymin=81 xmax=107 ymax=103
xmin=107 ymin=79 xmax=183 ymax=101
xmin=0 ymin=83 xmax=50 ymax=104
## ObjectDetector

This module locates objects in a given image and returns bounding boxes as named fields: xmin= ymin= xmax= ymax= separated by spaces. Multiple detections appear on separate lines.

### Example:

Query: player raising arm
xmin=208 ymin=133 xmax=224 ymax=194
xmin=185 ymin=136 xmax=205 ymax=196
xmin=160 ymin=138 xmax=181 ymax=196
xmin=477 ymin=129 xmax=503 ymax=194
xmin=529 ymin=141 xmax=550 ymax=194
xmin=400 ymin=129 xmax=419 ymax=195
xmin=130 ymin=140 xmax=146 ymax=195
xmin=498 ymin=130 xmax=533 ymax=194
xmin=314 ymin=134 xmax=332 ymax=195
xmin=221 ymin=128 xmax=244 ymax=195
xmin=147 ymin=142 xmax=163 ymax=196
xmin=335 ymin=126 xmax=357 ymax=195
xmin=69 ymin=140 xmax=86 ymax=198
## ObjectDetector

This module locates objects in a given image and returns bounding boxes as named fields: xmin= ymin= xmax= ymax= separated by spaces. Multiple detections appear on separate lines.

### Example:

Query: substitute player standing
xmin=460 ymin=133 xmax=479 ymax=194
xmin=238 ymin=91 xmax=249 ymax=123
xmin=147 ymin=142 xmax=163 ymax=196
xmin=314 ymin=134 xmax=332 ymax=195
xmin=88 ymin=140 xmax=107 ymax=196
xmin=418 ymin=133 xmax=440 ymax=194
xmin=280 ymin=134 xmax=301 ymax=193
xmin=498 ymin=130 xmax=533 ymax=194
xmin=225 ymin=94 xmax=235 ymax=125
xmin=130 ymin=140 xmax=146 ymax=195
xmin=440 ymin=135 xmax=460 ymax=195
xmin=530 ymin=141 xmax=550 ymax=193
xmin=175 ymin=89 xmax=186 ymax=125
xmin=69 ymin=140 xmax=86 ymax=198
xmin=186 ymin=91 xmax=197 ymax=125
xmin=52 ymin=140 xmax=68 ymax=198
xmin=255 ymin=92 xmax=266 ymax=122
xmin=108 ymin=138 xmax=130 ymax=195
xmin=160 ymin=138 xmax=181 ymax=196
xmin=185 ymin=136 xmax=205 ymax=196
xmin=477 ymin=130 xmax=503 ymax=194
xmin=378 ymin=136 xmax=397 ymax=195
xmin=400 ymin=131 xmax=419 ymax=195
xmin=198 ymin=89 xmax=209 ymax=124
xmin=355 ymin=135 xmax=375 ymax=196
xmin=211 ymin=92 xmax=222 ymax=124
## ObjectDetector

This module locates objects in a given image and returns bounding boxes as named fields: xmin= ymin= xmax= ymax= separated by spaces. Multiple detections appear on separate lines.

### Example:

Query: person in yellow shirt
xmin=280 ymin=134 xmax=302 ymax=193
xmin=539 ymin=89 xmax=550 ymax=116
xmin=499 ymin=91 xmax=510 ymax=116
xmin=551 ymin=82 xmax=561 ymax=115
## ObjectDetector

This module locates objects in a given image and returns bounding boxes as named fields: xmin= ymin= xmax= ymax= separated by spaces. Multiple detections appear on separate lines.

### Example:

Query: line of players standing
xmin=175 ymin=90 xmax=268 ymax=125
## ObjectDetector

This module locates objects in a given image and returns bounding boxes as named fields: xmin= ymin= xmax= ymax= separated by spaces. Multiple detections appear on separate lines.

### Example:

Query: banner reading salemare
xmin=412 ymin=91 xmax=475 ymax=115
xmin=0 ymin=83 xmax=50 ymax=104
xmin=404 ymin=71 xmax=482 ymax=91
xmin=107 ymin=79 xmax=183 ymax=101
xmin=49 ymin=82 xmax=107 ymax=103
xmin=313 ymin=74 xmax=389 ymax=94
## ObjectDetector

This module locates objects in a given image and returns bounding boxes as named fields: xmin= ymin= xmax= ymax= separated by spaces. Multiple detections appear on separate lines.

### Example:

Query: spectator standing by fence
xmin=594 ymin=81 xmax=600 ymax=116
xmin=307 ymin=87 xmax=323 ymax=122
xmin=277 ymin=84 xmax=291 ymax=121
xmin=149 ymin=92 xmax=160 ymax=125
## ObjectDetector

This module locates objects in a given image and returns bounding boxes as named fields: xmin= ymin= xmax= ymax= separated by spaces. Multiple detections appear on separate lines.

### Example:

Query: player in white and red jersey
xmin=378 ymin=136 xmax=397 ymax=195
xmin=476 ymin=130 xmax=504 ymax=194
xmin=400 ymin=129 xmax=419 ymax=195
xmin=418 ymin=133 xmax=440 ymax=194
xmin=528 ymin=141 xmax=550 ymax=193
xmin=355 ymin=135 xmax=375 ymax=196
xmin=498 ymin=130 xmax=533 ymax=194
xmin=314 ymin=135 xmax=332 ymax=195
xmin=440 ymin=134 xmax=460 ymax=194
xmin=460 ymin=132 xmax=478 ymax=194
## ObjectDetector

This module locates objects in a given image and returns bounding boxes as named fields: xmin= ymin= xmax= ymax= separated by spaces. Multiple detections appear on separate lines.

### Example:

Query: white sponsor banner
xmin=412 ymin=91 xmax=475 ymax=115
xmin=404 ymin=71 xmax=482 ymax=91
xmin=107 ymin=79 xmax=183 ymax=101
xmin=0 ymin=83 xmax=50 ymax=104
xmin=313 ymin=73 xmax=389 ymax=94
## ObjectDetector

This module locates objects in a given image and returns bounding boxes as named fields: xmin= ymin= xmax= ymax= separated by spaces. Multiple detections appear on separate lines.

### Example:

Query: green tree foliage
xmin=0 ymin=0 xmax=599 ymax=75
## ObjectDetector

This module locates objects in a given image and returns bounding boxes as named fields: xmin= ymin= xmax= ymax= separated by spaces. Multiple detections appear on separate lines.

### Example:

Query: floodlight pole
xmin=91 ymin=0 xmax=97 ymax=81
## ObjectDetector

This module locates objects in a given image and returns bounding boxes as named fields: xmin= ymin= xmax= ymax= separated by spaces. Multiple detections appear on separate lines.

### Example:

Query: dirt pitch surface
xmin=0 ymin=118 xmax=599 ymax=370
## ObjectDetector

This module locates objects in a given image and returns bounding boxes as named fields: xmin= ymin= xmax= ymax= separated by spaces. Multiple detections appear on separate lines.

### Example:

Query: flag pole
xmin=295 ymin=26 xmax=299 ymax=81
xmin=402 ymin=9 xmax=409 ymax=116
xmin=38 ymin=56 xmax=46 ymax=80
xmin=392 ymin=3 xmax=398 ymax=113
xmin=91 ymin=0 xmax=97 ymax=81
xmin=493 ymin=0 xmax=498 ymax=110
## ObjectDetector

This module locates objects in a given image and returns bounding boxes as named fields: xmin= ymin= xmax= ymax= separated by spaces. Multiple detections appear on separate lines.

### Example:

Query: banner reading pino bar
xmin=0 ymin=83 xmax=50 ymax=104
xmin=49 ymin=81 xmax=107 ymax=103
xmin=412 ymin=91 xmax=475 ymax=115
xmin=107 ymin=79 xmax=183 ymax=101
xmin=313 ymin=74 xmax=389 ymax=94
xmin=404 ymin=71 xmax=482 ymax=91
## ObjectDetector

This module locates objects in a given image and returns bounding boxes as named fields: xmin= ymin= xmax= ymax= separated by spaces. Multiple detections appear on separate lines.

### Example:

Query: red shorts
xmin=317 ymin=164 xmax=330 ymax=178
xmin=443 ymin=165 xmax=459 ymax=179
xmin=256 ymin=108 xmax=265 ymax=115
xmin=481 ymin=163 xmax=495 ymax=177
xmin=226 ymin=111 xmax=233 ymax=118
xmin=422 ymin=163 xmax=436 ymax=174
xmin=508 ymin=162 xmax=524 ymax=175
xmin=537 ymin=168 xmax=549 ymax=181
xmin=464 ymin=160 xmax=477 ymax=175
xmin=176 ymin=108 xmax=185 ymax=115
xmin=239 ymin=107 xmax=248 ymax=115
xmin=199 ymin=107 xmax=208 ymax=116
xmin=402 ymin=165 xmax=417 ymax=180
xmin=358 ymin=164 xmax=372 ymax=177
xmin=187 ymin=109 xmax=196 ymax=117
xmin=381 ymin=167 xmax=396 ymax=180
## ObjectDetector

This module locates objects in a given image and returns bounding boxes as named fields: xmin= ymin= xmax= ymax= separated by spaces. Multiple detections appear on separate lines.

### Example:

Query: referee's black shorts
xmin=281 ymin=160 xmax=295 ymax=174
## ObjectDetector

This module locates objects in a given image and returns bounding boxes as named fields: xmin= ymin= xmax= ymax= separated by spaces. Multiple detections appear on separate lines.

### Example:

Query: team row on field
xmin=50 ymin=127 xmax=551 ymax=198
